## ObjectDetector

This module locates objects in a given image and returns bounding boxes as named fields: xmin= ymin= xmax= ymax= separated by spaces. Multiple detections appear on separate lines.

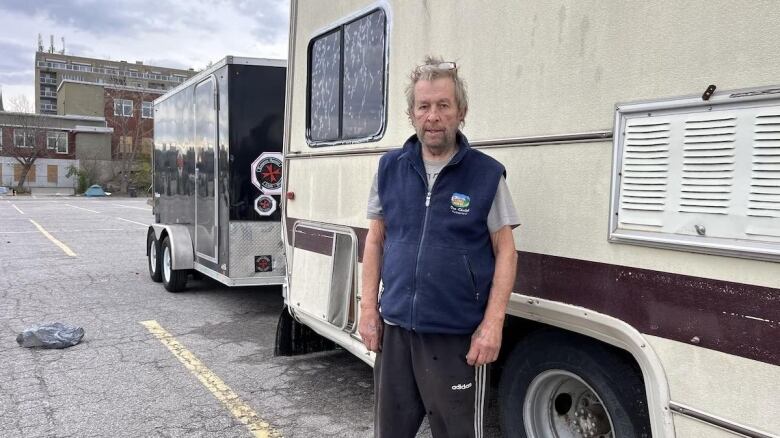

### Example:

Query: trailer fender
xmin=505 ymin=293 xmax=675 ymax=438
xmin=148 ymin=224 xmax=194 ymax=270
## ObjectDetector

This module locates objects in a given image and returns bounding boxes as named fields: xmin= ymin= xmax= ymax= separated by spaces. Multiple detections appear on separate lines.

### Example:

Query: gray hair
xmin=405 ymin=55 xmax=468 ymax=127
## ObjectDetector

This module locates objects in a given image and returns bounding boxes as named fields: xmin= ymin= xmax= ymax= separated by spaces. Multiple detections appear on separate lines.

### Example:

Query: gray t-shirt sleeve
xmin=487 ymin=176 xmax=520 ymax=233
xmin=367 ymin=172 xmax=383 ymax=220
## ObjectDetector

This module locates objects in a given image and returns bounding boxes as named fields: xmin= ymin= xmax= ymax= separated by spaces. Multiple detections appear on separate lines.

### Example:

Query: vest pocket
xmin=461 ymin=254 xmax=478 ymax=300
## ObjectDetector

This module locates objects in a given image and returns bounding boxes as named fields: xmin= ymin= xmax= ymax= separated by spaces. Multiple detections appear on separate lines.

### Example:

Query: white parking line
xmin=64 ymin=203 xmax=100 ymax=213
xmin=11 ymin=204 xmax=25 ymax=214
xmin=0 ymin=228 xmax=124 ymax=234
xmin=116 ymin=204 xmax=152 ymax=211
xmin=116 ymin=217 xmax=148 ymax=227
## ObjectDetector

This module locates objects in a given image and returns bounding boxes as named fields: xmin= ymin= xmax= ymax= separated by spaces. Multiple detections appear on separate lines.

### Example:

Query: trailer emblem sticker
xmin=251 ymin=152 xmax=283 ymax=195
xmin=254 ymin=255 xmax=273 ymax=272
xmin=254 ymin=194 xmax=277 ymax=216
xmin=450 ymin=193 xmax=471 ymax=215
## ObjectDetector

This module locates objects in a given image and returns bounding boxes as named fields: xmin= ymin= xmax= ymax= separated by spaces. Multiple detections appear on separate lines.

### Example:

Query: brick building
xmin=0 ymin=111 xmax=112 ymax=194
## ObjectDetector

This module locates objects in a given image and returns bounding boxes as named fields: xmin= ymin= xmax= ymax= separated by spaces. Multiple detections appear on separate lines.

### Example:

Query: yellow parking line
xmin=29 ymin=219 xmax=77 ymax=257
xmin=12 ymin=204 xmax=24 ymax=214
xmin=139 ymin=320 xmax=279 ymax=438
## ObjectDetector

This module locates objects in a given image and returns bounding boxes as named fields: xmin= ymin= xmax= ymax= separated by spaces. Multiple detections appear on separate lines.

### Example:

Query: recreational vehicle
xmin=147 ymin=57 xmax=287 ymax=292
xmin=279 ymin=1 xmax=779 ymax=437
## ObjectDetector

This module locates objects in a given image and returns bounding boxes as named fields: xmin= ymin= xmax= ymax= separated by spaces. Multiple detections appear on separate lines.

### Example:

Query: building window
xmin=0 ymin=127 xmax=3 ymax=150
xmin=307 ymin=9 xmax=387 ymax=145
xmin=14 ymin=129 xmax=35 ymax=148
xmin=114 ymin=99 xmax=133 ymax=117
xmin=47 ymin=131 xmax=68 ymax=154
xmin=142 ymin=101 xmax=154 ymax=119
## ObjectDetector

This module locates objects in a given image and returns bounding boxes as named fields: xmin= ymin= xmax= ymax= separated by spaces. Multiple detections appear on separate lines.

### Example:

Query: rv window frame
xmin=305 ymin=7 xmax=388 ymax=147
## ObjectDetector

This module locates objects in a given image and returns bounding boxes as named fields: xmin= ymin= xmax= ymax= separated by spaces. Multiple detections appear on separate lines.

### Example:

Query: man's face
xmin=411 ymin=77 xmax=464 ymax=152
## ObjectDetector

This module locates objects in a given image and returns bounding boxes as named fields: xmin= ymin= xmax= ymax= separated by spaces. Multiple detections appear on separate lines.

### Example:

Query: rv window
xmin=307 ymin=9 xmax=387 ymax=145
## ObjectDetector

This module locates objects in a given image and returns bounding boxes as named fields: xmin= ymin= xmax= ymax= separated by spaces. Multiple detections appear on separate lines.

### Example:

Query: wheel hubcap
xmin=524 ymin=370 xmax=614 ymax=438
xmin=149 ymin=240 xmax=157 ymax=273
xmin=163 ymin=245 xmax=171 ymax=281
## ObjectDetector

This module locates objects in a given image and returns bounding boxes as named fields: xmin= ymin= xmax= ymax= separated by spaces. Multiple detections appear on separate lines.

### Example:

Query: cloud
xmin=0 ymin=40 xmax=34 ymax=85
xmin=0 ymin=0 xmax=290 ymax=105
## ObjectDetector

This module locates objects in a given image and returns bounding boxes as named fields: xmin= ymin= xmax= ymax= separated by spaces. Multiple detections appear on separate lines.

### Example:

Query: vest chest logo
xmin=450 ymin=193 xmax=471 ymax=215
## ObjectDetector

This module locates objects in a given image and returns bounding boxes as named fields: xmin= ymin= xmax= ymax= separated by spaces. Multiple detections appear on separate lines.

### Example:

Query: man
xmin=359 ymin=56 xmax=519 ymax=438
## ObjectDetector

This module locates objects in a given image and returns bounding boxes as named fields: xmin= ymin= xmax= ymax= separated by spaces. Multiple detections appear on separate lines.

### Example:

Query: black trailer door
xmin=194 ymin=76 xmax=218 ymax=262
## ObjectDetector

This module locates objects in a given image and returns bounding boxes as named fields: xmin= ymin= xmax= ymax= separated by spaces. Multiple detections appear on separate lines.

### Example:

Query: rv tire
xmin=147 ymin=232 xmax=162 ymax=283
xmin=161 ymin=236 xmax=187 ymax=292
xmin=498 ymin=330 xmax=650 ymax=438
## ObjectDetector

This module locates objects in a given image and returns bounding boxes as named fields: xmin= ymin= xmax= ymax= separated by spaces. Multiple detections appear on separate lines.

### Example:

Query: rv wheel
xmin=161 ymin=236 xmax=187 ymax=292
xmin=147 ymin=232 xmax=162 ymax=283
xmin=498 ymin=330 xmax=650 ymax=438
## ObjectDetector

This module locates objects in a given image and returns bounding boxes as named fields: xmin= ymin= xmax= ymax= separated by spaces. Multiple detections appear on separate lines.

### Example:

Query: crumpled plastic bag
xmin=16 ymin=323 xmax=85 ymax=349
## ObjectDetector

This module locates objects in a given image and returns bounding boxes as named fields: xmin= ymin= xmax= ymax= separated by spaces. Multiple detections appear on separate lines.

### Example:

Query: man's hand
xmin=359 ymin=307 xmax=384 ymax=352
xmin=466 ymin=318 xmax=503 ymax=366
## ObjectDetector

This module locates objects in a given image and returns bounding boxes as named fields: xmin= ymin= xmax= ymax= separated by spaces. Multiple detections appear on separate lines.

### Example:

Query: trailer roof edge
xmin=154 ymin=56 xmax=287 ymax=105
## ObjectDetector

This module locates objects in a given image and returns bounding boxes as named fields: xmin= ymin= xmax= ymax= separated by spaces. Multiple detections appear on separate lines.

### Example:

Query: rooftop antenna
xmin=49 ymin=35 xmax=55 ymax=53
xmin=37 ymin=34 xmax=43 ymax=52
xmin=60 ymin=37 xmax=65 ymax=55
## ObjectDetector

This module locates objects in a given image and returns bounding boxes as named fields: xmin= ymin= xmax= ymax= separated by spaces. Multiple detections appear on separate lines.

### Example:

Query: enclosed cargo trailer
xmin=146 ymin=56 xmax=287 ymax=292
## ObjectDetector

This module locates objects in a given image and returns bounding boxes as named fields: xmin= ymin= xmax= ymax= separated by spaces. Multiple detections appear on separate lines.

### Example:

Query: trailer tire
xmin=498 ymin=330 xmax=650 ymax=438
xmin=161 ymin=236 xmax=187 ymax=292
xmin=147 ymin=232 xmax=162 ymax=283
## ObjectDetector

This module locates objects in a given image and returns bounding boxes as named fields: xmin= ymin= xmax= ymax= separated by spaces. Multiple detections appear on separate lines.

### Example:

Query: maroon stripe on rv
xmin=517 ymin=252 xmax=779 ymax=366
xmin=290 ymin=225 xmax=335 ymax=256
xmin=285 ymin=218 xmax=779 ymax=366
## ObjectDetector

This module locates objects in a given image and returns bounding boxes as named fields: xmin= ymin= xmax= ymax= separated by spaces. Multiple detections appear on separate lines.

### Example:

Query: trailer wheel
xmin=161 ymin=236 xmax=187 ymax=292
xmin=499 ymin=330 xmax=650 ymax=438
xmin=147 ymin=232 xmax=162 ymax=283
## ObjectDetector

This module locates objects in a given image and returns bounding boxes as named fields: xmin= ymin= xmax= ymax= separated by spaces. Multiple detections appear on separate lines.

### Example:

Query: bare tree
xmin=103 ymin=82 xmax=159 ymax=192
xmin=4 ymin=96 xmax=49 ymax=192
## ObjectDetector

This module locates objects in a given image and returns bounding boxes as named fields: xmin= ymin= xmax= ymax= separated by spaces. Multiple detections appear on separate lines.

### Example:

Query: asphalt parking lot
xmin=0 ymin=196 xmax=499 ymax=437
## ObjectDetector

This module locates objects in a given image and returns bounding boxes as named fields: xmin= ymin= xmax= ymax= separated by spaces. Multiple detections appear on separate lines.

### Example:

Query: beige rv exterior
xmin=281 ymin=1 xmax=780 ymax=437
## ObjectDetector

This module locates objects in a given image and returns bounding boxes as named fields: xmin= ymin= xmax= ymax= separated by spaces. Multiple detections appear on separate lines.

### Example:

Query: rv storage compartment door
xmin=290 ymin=222 xmax=357 ymax=330
xmin=610 ymin=88 xmax=780 ymax=261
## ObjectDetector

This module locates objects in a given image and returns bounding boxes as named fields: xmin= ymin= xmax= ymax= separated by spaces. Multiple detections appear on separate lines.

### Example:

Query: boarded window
xmin=47 ymin=165 xmax=58 ymax=183
xmin=15 ymin=165 xmax=36 ymax=183
xmin=119 ymin=136 xmax=134 ymax=154
xmin=307 ymin=9 xmax=387 ymax=145
xmin=141 ymin=137 xmax=153 ymax=155
xmin=611 ymin=90 xmax=780 ymax=260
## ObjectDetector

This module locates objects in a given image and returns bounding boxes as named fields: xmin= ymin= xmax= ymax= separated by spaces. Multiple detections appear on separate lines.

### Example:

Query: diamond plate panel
xmin=228 ymin=222 xmax=286 ymax=278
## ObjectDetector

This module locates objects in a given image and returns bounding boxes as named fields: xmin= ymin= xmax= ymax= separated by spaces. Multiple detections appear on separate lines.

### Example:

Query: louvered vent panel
xmin=619 ymin=120 xmax=670 ymax=215
xmin=680 ymin=116 xmax=735 ymax=214
xmin=750 ymin=113 xmax=780 ymax=218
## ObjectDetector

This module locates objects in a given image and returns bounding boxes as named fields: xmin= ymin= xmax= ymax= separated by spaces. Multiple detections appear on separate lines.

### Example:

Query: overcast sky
xmin=0 ymin=0 xmax=290 ymax=110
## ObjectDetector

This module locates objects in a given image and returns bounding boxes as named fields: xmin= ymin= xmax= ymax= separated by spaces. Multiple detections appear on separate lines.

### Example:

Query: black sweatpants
xmin=374 ymin=323 xmax=488 ymax=438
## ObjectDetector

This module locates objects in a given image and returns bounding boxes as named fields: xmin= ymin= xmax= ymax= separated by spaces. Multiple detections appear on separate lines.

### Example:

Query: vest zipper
xmin=411 ymin=188 xmax=431 ymax=331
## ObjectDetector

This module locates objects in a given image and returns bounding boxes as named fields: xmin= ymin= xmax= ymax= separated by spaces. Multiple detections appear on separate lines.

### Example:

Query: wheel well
xmin=146 ymin=228 xmax=168 ymax=256
xmin=496 ymin=316 xmax=643 ymax=385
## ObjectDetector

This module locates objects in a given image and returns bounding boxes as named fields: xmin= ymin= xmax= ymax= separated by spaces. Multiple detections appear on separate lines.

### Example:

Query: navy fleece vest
xmin=377 ymin=133 xmax=505 ymax=334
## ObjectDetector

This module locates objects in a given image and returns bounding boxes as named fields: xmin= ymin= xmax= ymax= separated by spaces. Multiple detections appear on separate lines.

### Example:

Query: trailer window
xmin=307 ymin=9 xmax=387 ymax=145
